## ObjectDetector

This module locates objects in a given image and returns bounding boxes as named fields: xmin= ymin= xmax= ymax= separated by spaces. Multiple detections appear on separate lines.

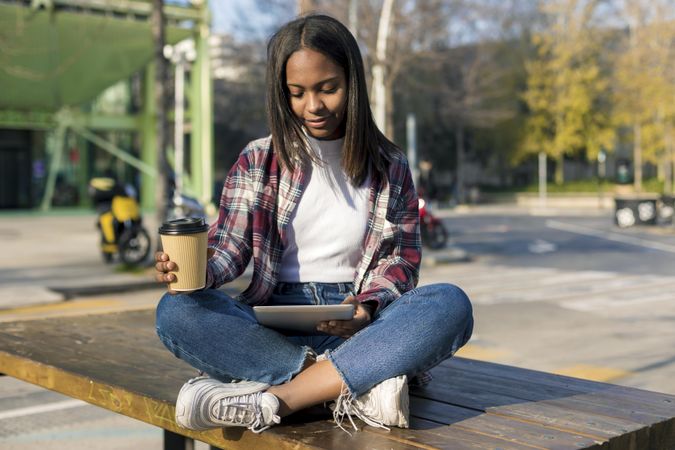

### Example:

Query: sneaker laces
xmin=332 ymin=384 xmax=390 ymax=435
xmin=213 ymin=392 xmax=279 ymax=434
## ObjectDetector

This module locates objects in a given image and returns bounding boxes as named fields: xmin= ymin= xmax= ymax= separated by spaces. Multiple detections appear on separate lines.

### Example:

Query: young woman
xmin=154 ymin=14 xmax=473 ymax=434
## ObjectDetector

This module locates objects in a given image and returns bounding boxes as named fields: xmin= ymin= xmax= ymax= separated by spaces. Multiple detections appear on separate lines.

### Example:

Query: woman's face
xmin=285 ymin=48 xmax=348 ymax=140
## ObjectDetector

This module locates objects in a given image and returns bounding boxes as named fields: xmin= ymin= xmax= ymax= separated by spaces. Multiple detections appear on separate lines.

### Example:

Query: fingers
xmin=317 ymin=321 xmax=343 ymax=335
xmin=153 ymin=249 xmax=211 ymax=293
xmin=316 ymin=297 xmax=373 ymax=337
xmin=317 ymin=316 xmax=367 ymax=337
xmin=342 ymin=296 xmax=359 ymax=305
xmin=154 ymin=271 xmax=176 ymax=283
xmin=154 ymin=251 xmax=177 ymax=284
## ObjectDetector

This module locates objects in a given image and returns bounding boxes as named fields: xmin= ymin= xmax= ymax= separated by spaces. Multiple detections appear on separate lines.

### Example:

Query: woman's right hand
xmin=154 ymin=251 xmax=178 ymax=294
xmin=155 ymin=249 xmax=216 ymax=294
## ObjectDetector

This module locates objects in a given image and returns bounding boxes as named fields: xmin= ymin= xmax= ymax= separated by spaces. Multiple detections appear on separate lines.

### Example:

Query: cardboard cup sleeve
xmin=160 ymin=232 xmax=208 ymax=291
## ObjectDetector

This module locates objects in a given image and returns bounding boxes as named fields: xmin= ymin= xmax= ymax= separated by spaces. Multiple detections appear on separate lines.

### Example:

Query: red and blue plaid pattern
xmin=206 ymin=136 xmax=421 ymax=312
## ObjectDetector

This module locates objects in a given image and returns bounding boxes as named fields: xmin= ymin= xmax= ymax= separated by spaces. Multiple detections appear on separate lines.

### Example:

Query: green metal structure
xmin=0 ymin=0 xmax=213 ymax=211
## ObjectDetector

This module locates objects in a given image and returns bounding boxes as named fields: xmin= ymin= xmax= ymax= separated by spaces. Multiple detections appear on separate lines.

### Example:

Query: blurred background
xmin=1 ymin=0 xmax=674 ymax=215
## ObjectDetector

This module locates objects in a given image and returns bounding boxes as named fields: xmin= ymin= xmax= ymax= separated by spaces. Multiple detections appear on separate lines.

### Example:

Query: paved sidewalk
xmin=0 ymin=212 xmax=162 ymax=310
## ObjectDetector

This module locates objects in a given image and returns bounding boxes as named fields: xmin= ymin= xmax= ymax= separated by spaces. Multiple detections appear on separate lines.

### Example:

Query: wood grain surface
xmin=0 ymin=309 xmax=673 ymax=449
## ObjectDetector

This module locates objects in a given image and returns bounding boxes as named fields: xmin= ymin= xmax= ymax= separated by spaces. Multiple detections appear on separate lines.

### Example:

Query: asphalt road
xmin=424 ymin=209 xmax=675 ymax=393
xmin=445 ymin=211 xmax=675 ymax=276
xmin=1 ymin=208 xmax=674 ymax=449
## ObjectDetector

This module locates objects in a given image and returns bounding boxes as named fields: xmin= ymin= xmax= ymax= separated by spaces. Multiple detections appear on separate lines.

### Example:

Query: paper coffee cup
xmin=159 ymin=218 xmax=209 ymax=291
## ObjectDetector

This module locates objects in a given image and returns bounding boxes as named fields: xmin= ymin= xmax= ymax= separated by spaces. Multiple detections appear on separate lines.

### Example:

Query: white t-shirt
xmin=278 ymin=136 xmax=370 ymax=282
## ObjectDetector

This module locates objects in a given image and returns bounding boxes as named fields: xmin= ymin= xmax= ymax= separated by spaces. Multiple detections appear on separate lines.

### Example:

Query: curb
xmin=422 ymin=247 xmax=471 ymax=267
xmin=48 ymin=280 xmax=162 ymax=300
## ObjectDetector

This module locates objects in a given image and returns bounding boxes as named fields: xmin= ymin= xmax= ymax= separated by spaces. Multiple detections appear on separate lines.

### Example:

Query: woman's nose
xmin=306 ymin=93 xmax=324 ymax=113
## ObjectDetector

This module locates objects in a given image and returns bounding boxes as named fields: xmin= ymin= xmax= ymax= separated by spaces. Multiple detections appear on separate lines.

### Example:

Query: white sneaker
xmin=175 ymin=376 xmax=281 ymax=433
xmin=333 ymin=375 xmax=409 ymax=430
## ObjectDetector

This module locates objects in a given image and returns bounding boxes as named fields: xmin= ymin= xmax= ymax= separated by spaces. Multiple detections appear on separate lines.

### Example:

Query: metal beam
xmin=190 ymin=1 xmax=214 ymax=210
xmin=75 ymin=114 xmax=140 ymax=131
xmin=0 ymin=109 xmax=140 ymax=131
xmin=0 ymin=110 xmax=55 ymax=130
xmin=24 ymin=0 xmax=202 ymax=22
xmin=40 ymin=124 xmax=67 ymax=211
xmin=141 ymin=64 xmax=158 ymax=211
xmin=71 ymin=126 xmax=157 ymax=177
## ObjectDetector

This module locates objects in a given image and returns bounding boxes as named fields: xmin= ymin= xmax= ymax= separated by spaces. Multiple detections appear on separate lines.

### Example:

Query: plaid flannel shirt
xmin=205 ymin=136 xmax=421 ymax=313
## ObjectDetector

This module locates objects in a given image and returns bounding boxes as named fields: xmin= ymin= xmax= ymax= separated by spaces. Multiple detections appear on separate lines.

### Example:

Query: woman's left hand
xmin=317 ymin=296 xmax=373 ymax=338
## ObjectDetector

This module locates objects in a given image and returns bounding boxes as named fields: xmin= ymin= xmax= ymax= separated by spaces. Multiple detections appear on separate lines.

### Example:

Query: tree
xmin=522 ymin=0 xmax=614 ymax=185
xmin=211 ymin=37 xmax=269 ymax=175
xmin=232 ymin=1 xmax=541 ymax=196
xmin=406 ymin=1 xmax=528 ymax=200
xmin=298 ymin=0 xmax=315 ymax=14
xmin=612 ymin=0 xmax=675 ymax=193
xmin=308 ymin=0 xmax=467 ymax=139
xmin=306 ymin=1 xmax=523 ymax=200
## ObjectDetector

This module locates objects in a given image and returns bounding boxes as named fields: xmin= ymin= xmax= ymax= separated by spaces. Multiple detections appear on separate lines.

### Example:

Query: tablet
xmin=253 ymin=304 xmax=355 ymax=332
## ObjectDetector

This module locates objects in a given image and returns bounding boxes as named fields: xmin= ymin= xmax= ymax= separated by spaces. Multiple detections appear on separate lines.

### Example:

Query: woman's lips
xmin=305 ymin=117 xmax=328 ymax=128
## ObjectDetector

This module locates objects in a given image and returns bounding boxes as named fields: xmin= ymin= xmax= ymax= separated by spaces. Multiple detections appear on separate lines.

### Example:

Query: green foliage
xmin=643 ymin=177 xmax=666 ymax=194
xmin=520 ymin=1 xmax=615 ymax=174
xmin=493 ymin=177 xmax=664 ymax=194
xmin=611 ymin=1 xmax=675 ymax=188
xmin=114 ymin=263 xmax=146 ymax=274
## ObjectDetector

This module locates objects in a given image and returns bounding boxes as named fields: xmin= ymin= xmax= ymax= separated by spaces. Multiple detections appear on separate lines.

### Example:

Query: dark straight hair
xmin=266 ymin=14 xmax=399 ymax=186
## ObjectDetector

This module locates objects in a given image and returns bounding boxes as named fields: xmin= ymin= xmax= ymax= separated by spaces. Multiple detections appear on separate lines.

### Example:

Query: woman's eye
xmin=289 ymin=91 xmax=303 ymax=98
xmin=322 ymin=87 xmax=337 ymax=94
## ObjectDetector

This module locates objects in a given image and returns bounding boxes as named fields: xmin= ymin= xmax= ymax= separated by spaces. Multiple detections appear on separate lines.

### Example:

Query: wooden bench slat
xmin=0 ymin=349 xmax=440 ymax=450
xmin=372 ymin=419 xmax=548 ymax=450
xmin=410 ymin=395 xmax=481 ymax=423
xmin=427 ymin=364 xmax=675 ymax=423
xmin=415 ymin=378 xmax=650 ymax=439
xmin=431 ymin=359 xmax=675 ymax=449
xmin=0 ymin=332 xmax=191 ymax=402
xmin=441 ymin=414 xmax=605 ymax=450
xmin=259 ymin=419 xmax=429 ymax=450
xmin=410 ymin=397 xmax=606 ymax=450
xmin=442 ymin=357 xmax=675 ymax=409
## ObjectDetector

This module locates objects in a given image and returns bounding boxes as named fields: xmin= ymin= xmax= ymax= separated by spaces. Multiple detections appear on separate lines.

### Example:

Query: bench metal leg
xmin=163 ymin=430 xmax=194 ymax=450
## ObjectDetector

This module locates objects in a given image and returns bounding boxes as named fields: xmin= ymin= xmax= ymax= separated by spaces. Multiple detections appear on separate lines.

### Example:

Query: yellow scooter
xmin=89 ymin=177 xmax=151 ymax=265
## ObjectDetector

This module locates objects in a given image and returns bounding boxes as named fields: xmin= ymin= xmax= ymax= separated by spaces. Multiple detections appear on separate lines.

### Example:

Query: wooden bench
xmin=0 ymin=309 xmax=674 ymax=449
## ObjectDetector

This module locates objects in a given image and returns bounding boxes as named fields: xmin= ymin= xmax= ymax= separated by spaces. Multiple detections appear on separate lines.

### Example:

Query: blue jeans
xmin=156 ymin=282 xmax=473 ymax=397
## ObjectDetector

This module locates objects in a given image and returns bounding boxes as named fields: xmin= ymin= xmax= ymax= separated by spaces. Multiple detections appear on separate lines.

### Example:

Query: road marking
xmin=0 ymin=298 xmax=157 ymax=323
xmin=475 ymin=275 xmax=675 ymax=305
xmin=546 ymin=220 xmax=675 ymax=253
xmin=449 ymin=266 xmax=560 ymax=284
xmin=552 ymin=364 xmax=631 ymax=383
xmin=528 ymin=239 xmax=557 ymax=254
xmin=0 ymin=399 xmax=87 ymax=420
xmin=0 ymin=298 xmax=121 ymax=315
xmin=562 ymin=291 xmax=675 ymax=311
xmin=427 ymin=262 xmax=675 ymax=309
xmin=455 ymin=344 xmax=511 ymax=361
xmin=464 ymin=270 xmax=616 ymax=297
